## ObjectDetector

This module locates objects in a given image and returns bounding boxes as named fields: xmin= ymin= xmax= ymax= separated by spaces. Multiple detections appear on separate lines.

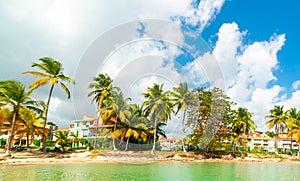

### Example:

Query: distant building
xmin=69 ymin=115 xmax=113 ymax=139
xmin=274 ymin=134 xmax=298 ymax=151
xmin=243 ymin=132 xmax=276 ymax=152
xmin=160 ymin=137 xmax=181 ymax=151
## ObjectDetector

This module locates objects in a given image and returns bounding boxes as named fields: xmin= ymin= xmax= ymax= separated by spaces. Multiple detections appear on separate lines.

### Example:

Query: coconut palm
xmin=171 ymin=83 xmax=193 ymax=152
xmin=286 ymin=108 xmax=300 ymax=157
xmin=17 ymin=107 xmax=45 ymax=148
xmin=142 ymin=84 xmax=173 ymax=155
xmin=266 ymin=105 xmax=288 ymax=154
xmin=88 ymin=73 xmax=113 ymax=148
xmin=23 ymin=57 xmax=75 ymax=146
xmin=0 ymin=80 xmax=36 ymax=155
xmin=54 ymin=130 xmax=69 ymax=153
xmin=232 ymin=107 xmax=256 ymax=135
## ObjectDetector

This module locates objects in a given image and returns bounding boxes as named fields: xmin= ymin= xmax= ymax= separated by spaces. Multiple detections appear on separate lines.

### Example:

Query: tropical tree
xmin=23 ymin=57 xmax=75 ymax=147
xmin=229 ymin=107 xmax=256 ymax=152
xmin=142 ymin=84 xmax=173 ymax=154
xmin=0 ymin=80 xmax=37 ymax=155
xmin=88 ymin=73 xmax=113 ymax=148
xmin=54 ymin=130 xmax=69 ymax=153
xmin=286 ymin=108 xmax=300 ymax=157
xmin=232 ymin=107 xmax=256 ymax=135
xmin=265 ymin=105 xmax=288 ymax=153
xmin=98 ymin=87 xmax=131 ymax=150
xmin=171 ymin=82 xmax=193 ymax=152
xmin=17 ymin=107 xmax=45 ymax=148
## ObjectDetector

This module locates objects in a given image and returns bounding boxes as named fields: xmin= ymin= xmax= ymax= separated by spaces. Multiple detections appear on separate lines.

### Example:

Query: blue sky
xmin=0 ymin=0 xmax=299 ymax=132
xmin=203 ymin=0 xmax=300 ymax=91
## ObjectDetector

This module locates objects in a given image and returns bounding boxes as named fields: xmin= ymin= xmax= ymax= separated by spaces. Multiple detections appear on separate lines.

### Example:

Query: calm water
xmin=0 ymin=162 xmax=299 ymax=181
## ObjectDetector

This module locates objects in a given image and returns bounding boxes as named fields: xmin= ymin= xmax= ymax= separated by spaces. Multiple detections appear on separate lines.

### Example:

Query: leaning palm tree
xmin=142 ymin=84 xmax=173 ymax=155
xmin=23 ymin=57 xmax=75 ymax=146
xmin=0 ymin=80 xmax=36 ymax=155
xmin=265 ymin=105 xmax=287 ymax=154
xmin=171 ymin=83 xmax=193 ymax=152
xmin=88 ymin=73 xmax=113 ymax=149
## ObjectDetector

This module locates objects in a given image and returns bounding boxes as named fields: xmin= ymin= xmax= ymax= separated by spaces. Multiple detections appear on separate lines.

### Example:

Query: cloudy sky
xmin=1 ymin=0 xmax=300 ymax=133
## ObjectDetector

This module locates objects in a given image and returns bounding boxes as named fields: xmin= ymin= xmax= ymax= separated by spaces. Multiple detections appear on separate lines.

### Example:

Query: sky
xmin=0 ymin=0 xmax=300 ymax=134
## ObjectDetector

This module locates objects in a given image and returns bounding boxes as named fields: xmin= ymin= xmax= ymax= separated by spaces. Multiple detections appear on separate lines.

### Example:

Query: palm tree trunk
xmin=112 ymin=121 xmax=118 ymax=151
xmin=181 ymin=109 xmax=187 ymax=152
xmin=26 ymin=134 xmax=30 ymax=148
xmin=298 ymin=142 xmax=300 ymax=158
xmin=41 ymin=84 xmax=55 ymax=148
xmin=125 ymin=137 xmax=129 ymax=151
xmin=6 ymin=109 xmax=18 ymax=156
xmin=94 ymin=116 xmax=99 ymax=148
xmin=151 ymin=119 xmax=157 ymax=155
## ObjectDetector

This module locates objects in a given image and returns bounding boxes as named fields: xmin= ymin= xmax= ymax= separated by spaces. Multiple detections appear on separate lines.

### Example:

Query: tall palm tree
xmin=266 ymin=105 xmax=287 ymax=154
xmin=23 ymin=57 xmax=75 ymax=146
xmin=142 ymin=84 xmax=173 ymax=155
xmin=171 ymin=83 xmax=193 ymax=152
xmin=0 ymin=80 xmax=36 ymax=155
xmin=88 ymin=73 xmax=113 ymax=148
xmin=286 ymin=108 xmax=300 ymax=157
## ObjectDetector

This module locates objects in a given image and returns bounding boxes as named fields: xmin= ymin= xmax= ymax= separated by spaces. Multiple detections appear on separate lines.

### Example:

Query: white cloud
xmin=228 ymin=33 xmax=286 ymax=103
xmin=49 ymin=97 xmax=62 ymax=114
xmin=213 ymin=22 xmax=244 ymax=89
xmin=245 ymin=86 xmax=284 ymax=130
xmin=292 ymin=80 xmax=300 ymax=90
xmin=178 ymin=0 xmax=225 ymax=32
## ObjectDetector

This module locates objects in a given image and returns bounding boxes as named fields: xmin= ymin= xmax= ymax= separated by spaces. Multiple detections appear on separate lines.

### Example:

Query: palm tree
xmin=23 ymin=57 xmax=75 ymax=146
xmin=0 ymin=80 xmax=36 ymax=155
xmin=232 ymin=107 xmax=256 ymax=135
xmin=230 ymin=107 xmax=256 ymax=152
xmin=142 ymin=84 xmax=173 ymax=155
xmin=171 ymin=83 xmax=193 ymax=152
xmin=54 ymin=130 xmax=69 ymax=153
xmin=88 ymin=73 xmax=113 ymax=148
xmin=286 ymin=108 xmax=300 ymax=157
xmin=102 ymin=89 xmax=132 ymax=150
xmin=266 ymin=105 xmax=287 ymax=154
xmin=17 ymin=107 xmax=45 ymax=148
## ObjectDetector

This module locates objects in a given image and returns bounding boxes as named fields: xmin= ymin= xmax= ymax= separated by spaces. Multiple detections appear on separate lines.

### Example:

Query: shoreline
xmin=1 ymin=149 xmax=300 ymax=166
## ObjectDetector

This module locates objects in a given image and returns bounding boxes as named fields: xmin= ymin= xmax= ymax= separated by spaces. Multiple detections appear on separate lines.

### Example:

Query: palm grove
xmin=0 ymin=58 xmax=300 ymax=156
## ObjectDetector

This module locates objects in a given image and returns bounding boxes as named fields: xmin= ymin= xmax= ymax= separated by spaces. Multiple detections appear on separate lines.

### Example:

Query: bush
xmin=33 ymin=140 xmax=40 ymax=147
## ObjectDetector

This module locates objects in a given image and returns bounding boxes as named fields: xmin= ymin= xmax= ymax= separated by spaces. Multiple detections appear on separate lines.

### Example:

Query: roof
xmin=240 ymin=132 xmax=273 ymax=140
xmin=74 ymin=115 xmax=98 ymax=122
xmin=274 ymin=135 xmax=296 ymax=141
xmin=57 ymin=128 xmax=69 ymax=131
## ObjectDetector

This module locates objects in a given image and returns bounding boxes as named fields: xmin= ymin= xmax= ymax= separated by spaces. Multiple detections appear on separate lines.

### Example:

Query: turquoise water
xmin=0 ymin=162 xmax=299 ymax=181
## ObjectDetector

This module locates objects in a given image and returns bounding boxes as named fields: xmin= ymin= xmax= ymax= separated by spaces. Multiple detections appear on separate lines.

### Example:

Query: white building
xmin=69 ymin=115 xmax=113 ymax=139
xmin=246 ymin=132 xmax=275 ymax=152
xmin=275 ymin=134 xmax=298 ymax=151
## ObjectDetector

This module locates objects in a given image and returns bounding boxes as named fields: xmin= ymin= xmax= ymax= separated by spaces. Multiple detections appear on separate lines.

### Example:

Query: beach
xmin=1 ymin=149 xmax=300 ymax=166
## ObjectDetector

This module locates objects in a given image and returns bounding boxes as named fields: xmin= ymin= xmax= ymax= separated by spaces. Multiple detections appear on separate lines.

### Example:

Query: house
xmin=160 ymin=137 xmax=182 ymax=151
xmin=274 ymin=134 xmax=298 ymax=151
xmin=0 ymin=120 xmax=58 ymax=147
xmin=69 ymin=115 xmax=113 ymax=139
xmin=240 ymin=132 xmax=275 ymax=152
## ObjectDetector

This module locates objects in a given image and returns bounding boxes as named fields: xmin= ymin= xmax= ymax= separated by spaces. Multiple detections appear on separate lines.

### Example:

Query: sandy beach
xmin=0 ymin=149 xmax=300 ymax=166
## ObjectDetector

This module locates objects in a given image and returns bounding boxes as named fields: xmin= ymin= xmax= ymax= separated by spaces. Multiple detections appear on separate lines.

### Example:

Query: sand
xmin=0 ymin=149 xmax=299 ymax=166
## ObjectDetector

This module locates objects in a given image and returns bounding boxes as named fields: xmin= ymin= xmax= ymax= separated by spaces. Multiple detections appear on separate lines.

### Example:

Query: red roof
xmin=274 ymin=135 xmax=295 ymax=141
